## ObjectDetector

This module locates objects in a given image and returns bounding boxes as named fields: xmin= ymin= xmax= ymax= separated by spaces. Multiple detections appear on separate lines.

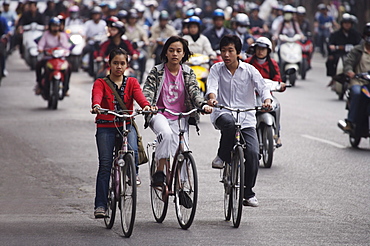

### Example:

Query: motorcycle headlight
xmin=52 ymin=49 xmax=65 ymax=58
xmin=70 ymin=34 xmax=83 ymax=45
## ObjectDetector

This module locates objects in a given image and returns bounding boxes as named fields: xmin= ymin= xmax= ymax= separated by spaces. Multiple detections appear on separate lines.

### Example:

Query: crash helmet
xmin=49 ymin=16 xmax=61 ymax=26
xmin=117 ymin=10 xmax=128 ymax=20
xmin=111 ymin=21 xmax=126 ymax=36
xmin=283 ymin=5 xmax=296 ymax=13
xmin=212 ymin=9 xmax=225 ymax=19
xmin=69 ymin=5 xmax=79 ymax=13
xmin=296 ymin=6 xmax=306 ymax=15
xmin=128 ymin=9 xmax=138 ymax=19
xmin=108 ymin=2 xmax=117 ymax=10
xmin=341 ymin=13 xmax=354 ymax=24
xmin=363 ymin=22 xmax=370 ymax=43
xmin=249 ymin=3 xmax=260 ymax=12
xmin=185 ymin=8 xmax=195 ymax=18
xmin=135 ymin=4 xmax=146 ymax=13
xmin=91 ymin=6 xmax=102 ymax=15
xmin=187 ymin=16 xmax=202 ymax=26
xmin=57 ymin=14 xmax=65 ymax=24
xmin=317 ymin=3 xmax=328 ymax=11
xmin=194 ymin=7 xmax=202 ymax=17
xmin=159 ymin=10 xmax=170 ymax=20
xmin=255 ymin=37 xmax=272 ymax=52
xmin=106 ymin=16 xmax=119 ymax=27
xmin=235 ymin=13 xmax=250 ymax=26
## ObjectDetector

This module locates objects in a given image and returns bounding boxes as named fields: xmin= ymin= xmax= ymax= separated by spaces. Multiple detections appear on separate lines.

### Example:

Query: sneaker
xmin=151 ymin=171 xmax=165 ymax=186
xmin=94 ymin=207 xmax=107 ymax=218
xmin=212 ymin=155 xmax=224 ymax=169
xmin=178 ymin=190 xmax=193 ymax=208
xmin=136 ymin=175 xmax=141 ymax=186
xmin=243 ymin=196 xmax=259 ymax=207
xmin=342 ymin=120 xmax=353 ymax=132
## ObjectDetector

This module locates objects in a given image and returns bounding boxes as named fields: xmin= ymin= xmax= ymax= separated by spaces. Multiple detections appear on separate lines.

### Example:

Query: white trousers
xmin=149 ymin=113 xmax=189 ymax=160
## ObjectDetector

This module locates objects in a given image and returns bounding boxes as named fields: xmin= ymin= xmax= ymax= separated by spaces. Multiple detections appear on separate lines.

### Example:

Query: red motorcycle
xmin=296 ymin=37 xmax=314 ymax=80
xmin=41 ymin=47 xmax=70 ymax=109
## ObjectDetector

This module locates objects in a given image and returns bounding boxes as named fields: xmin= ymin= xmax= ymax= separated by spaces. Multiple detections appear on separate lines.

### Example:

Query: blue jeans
xmin=94 ymin=125 xmax=138 ymax=210
xmin=215 ymin=114 xmax=260 ymax=199
xmin=348 ymin=85 xmax=362 ymax=123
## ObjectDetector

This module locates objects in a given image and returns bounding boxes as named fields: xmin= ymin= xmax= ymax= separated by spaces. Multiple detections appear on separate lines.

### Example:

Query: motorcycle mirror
xmin=285 ymin=68 xmax=296 ymax=75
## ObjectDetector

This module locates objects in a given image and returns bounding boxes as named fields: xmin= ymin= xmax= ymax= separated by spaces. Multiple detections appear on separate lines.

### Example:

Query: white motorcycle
xmin=278 ymin=34 xmax=302 ymax=86
xmin=65 ymin=24 xmax=86 ymax=72
xmin=22 ymin=22 xmax=44 ymax=70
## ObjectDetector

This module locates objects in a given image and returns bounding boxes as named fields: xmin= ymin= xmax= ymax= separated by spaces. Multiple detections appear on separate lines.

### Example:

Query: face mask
xmin=284 ymin=13 xmax=293 ymax=21
xmin=237 ymin=26 xmax=247 ymax=34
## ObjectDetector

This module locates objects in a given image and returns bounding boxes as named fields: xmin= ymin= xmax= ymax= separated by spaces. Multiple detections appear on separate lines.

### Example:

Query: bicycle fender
xmin=256 ymin=113 xmax=275 ymax=127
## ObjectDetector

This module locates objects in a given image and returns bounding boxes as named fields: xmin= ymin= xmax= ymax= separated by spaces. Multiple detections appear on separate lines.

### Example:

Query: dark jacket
xmin=203 ymin=26 xmax=233 ymax=51
xmin=328 ymin=28 xmax=362 ymax=56
xmin=344 ymin=42 xmax=370 ymax=86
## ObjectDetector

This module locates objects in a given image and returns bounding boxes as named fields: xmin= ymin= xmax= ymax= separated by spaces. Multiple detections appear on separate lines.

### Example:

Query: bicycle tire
xmin=174 ymin=152 xmax=198 ymax=229
xmin=150 ymin=152 xmax=168 ymax=223
xmin=223 ymin=162 xmax=232 ymax=221
xmin=231 ymin=146 xmax=244 ymax=228
xmin=119 ymin=153 xmax=136 ymax=238
xmin=104 ymin=167 xmax=116 ymax=229
xmin=262 ymin=125 xmax=274 ymax=168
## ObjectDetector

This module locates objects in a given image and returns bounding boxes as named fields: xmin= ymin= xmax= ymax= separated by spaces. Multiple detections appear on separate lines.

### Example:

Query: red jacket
xmin=91 ymin=77 xmax=150 ymax=128
xmin=96 ymin=38 xmax=139 ymax=58
xmin=245 ymin=56 xmax=282 ymax=82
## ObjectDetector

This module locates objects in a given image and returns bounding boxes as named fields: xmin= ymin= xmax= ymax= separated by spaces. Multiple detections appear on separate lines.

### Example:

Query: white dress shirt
xmin=206 ymin=61 xmax=273 ymax=129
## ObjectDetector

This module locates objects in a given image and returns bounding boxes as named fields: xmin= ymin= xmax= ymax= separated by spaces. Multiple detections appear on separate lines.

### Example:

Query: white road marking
xmin=302 ymin=134 xmax=346 ymax=149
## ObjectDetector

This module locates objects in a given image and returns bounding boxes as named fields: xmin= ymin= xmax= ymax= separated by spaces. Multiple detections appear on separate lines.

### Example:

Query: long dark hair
xmin=249 ymin=54 xmax=278 ymax=79
xmin=160 ymin=36 xmax=192 ymax=64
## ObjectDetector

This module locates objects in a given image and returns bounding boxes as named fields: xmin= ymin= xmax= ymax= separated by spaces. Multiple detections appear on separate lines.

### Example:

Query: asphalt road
xmin=0 ymin=51 xmax=369 ymax=246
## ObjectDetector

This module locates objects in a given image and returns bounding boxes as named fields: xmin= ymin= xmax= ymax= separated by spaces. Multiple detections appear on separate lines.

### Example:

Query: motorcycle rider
xmin=342 ymin=23 xmax=370 ymax=132
xmin=232 ymin=13 xmax=254 ymax=57
xmin=183 ymin=16 xmax=216 ymax=59
xmin=2 ymin=0 xmax=17 ymax=54
xmin=0 ymin=12 xmax=9 ymax=77
xmin=245 ymin=37 xmax=285 ymax=147
xmin=296 ymin=6 xmax=311 ymax=37
xmin=326 ymin=13 xmax=362 ymax=87
xmin=149 ymin=10 xmax=177 ymax=65
xmin=65 ymin=5 xmax=83 ymax=26
xmin=35 ymin=17 xmax=71 ymax=95
xmin=202 ymin=9 xmax=233 ymax=52
xmin=82 ymin=6 xmax=106 ymax=77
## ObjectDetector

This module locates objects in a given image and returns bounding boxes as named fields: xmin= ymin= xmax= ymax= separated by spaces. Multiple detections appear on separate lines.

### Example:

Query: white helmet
xmin=255 ymin=37 xmax=272 ymax=52
xmin=283 ymin=5 xmax=296 ymax=13
xmin=296 ymin=6 xmax=306 ymax=15
xmin=235 ymin=13 xmax=250 ymax=26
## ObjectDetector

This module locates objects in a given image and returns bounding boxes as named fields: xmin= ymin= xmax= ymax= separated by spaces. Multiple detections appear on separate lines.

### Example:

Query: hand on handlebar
xmin=207 ymin=98 xmax=218 ymax=107
xmin=261 ymin=99 xmax=272 ymax=112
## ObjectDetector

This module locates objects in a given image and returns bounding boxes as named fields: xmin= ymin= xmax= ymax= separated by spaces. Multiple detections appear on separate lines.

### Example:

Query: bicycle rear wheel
xmin=231 ymin=146 xmax=245 ymax=228
xmin=223 ymin=162 xmax=232 ymax=221
xmin=119 ymin=153 xmax=136 ymax=238
xmin=150 ymin=153 xmax=168 ymax=223
xmin=174 ymin=152 xmax=198 ymax=229
xmin=104 ymin=167 xmax=116 ymax=229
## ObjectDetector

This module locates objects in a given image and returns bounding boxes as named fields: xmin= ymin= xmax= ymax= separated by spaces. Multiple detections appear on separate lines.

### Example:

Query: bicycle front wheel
xmin=150 ymin=153 xmax=168 ymax=223
xmin=104 ymin=167 xmax=116 ymax=229
xmin=119 ymin=153 xmax=137 ymax=238
xmin=223 ymin=162 xmax=232 ymax=221
xmin=174 ymin=152 xmax=198 ymax=229
xmin=262 ymin=125 xmax=274 ymax=168
xmin=231 ymin=146 xmax=245 ymax=228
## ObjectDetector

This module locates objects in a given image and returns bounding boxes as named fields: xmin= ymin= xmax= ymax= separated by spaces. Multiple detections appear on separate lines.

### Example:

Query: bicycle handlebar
xmin=213 ymin=104 xmax=262 ymax=112
xmin=157 ymin=108 xmax=205 ymax=116
xmin=91 ymin=108 xmax=151 ymax=119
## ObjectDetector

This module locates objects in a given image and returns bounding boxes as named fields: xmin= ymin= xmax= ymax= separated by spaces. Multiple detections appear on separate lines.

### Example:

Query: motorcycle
xmin=81 ymin=33 xmax=107 ymax=77
xmin=131 ymin=39 xmax=147 ymax=84
xmin=65 ymin=24 xmax=86 ymax=72
xmin=337 ymin=72 xmax=370 ymax=148
xmin=278 ymin=34 xmax=302 ymax=86
xmin=40 ymin=47 xmax=70 ymax=110
xmin=22 ymin=22 xmax=44 ymax=70
xmin=296 ymin=36 xmax=314 ymax=80
xmin=185 ymin=53 xmax=211 ymax=97
xmin=256 ymin=68 xmax=294 ymax=168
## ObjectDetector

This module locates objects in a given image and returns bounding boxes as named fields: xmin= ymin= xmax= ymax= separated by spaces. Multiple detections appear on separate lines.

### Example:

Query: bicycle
xmin=214 ymin=104 xmax=259 ymax=228
xmin=147 ymin=108 xmax=202 ymax=229
xmin=93 ymin=108 xmax=142 ymax=237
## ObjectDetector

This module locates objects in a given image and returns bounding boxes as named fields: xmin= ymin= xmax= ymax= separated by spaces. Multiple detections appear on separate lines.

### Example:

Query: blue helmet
xmin=213 ymin=9 xmax=225 ymax=19
xmin=49 ymin=16 xmax=61 ymax=26
xmin=188 ymin=16 xmax=202 ymax=26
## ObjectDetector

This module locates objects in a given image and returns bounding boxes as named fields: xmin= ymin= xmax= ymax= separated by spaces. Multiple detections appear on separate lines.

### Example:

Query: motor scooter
xmin=296 ymin=36 xmax=314 ymax=80
xmin=65 ymin=24 xmax=86 ymax=72
xmin=185 ymin=53 xmax=211 ymax=97
xmin=337 ymin=72 xmax=370 ymax=148
xmin=278 ymin=34 xmax=302 ymax=86
xmin=22 ymin=22 xmax=44 ymax=70
xmin=40 ymin=47 xmax=70 ymax=110
xmin=255 ymin=68 xmax=294 ymax=168
xmin=81 ymin=33 xmax=107 ymax=77
xmin=131 ymin=39 xmax=147 ymax=84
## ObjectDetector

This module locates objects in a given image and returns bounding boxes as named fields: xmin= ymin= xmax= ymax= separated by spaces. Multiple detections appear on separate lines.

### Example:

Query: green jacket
xmin=344 ymin=41 xmax=370 ymax=86
xmin=142 ymin=63 xmax=204 ymax=126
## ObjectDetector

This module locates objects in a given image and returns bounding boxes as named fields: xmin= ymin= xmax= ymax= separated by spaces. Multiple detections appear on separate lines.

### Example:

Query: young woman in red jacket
xmin=245 ymin=37 xmax=285 ymax=148
xmin=91 ymin=48 xmax=151 ymax=218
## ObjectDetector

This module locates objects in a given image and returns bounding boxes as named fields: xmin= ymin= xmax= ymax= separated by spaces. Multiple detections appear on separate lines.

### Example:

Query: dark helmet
xmin=212 ymin=9 xmax=225 ymax=19
xmin=117 ymin=10 xmax=127 ymax=20
xmin=49 ymin=16 xmax=61 ymax=26
xmin=111 ymin=21 xmax=126 ymax=35
xmin=159 ymin=10 xmax=170 ymax=20
xmin=106 ymin=16 xmax=118 ymax=27
xmin=91 ymin=6 xmax=102 ymax=15
xmin=363 ymin=22 xmax=370 ymax=41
